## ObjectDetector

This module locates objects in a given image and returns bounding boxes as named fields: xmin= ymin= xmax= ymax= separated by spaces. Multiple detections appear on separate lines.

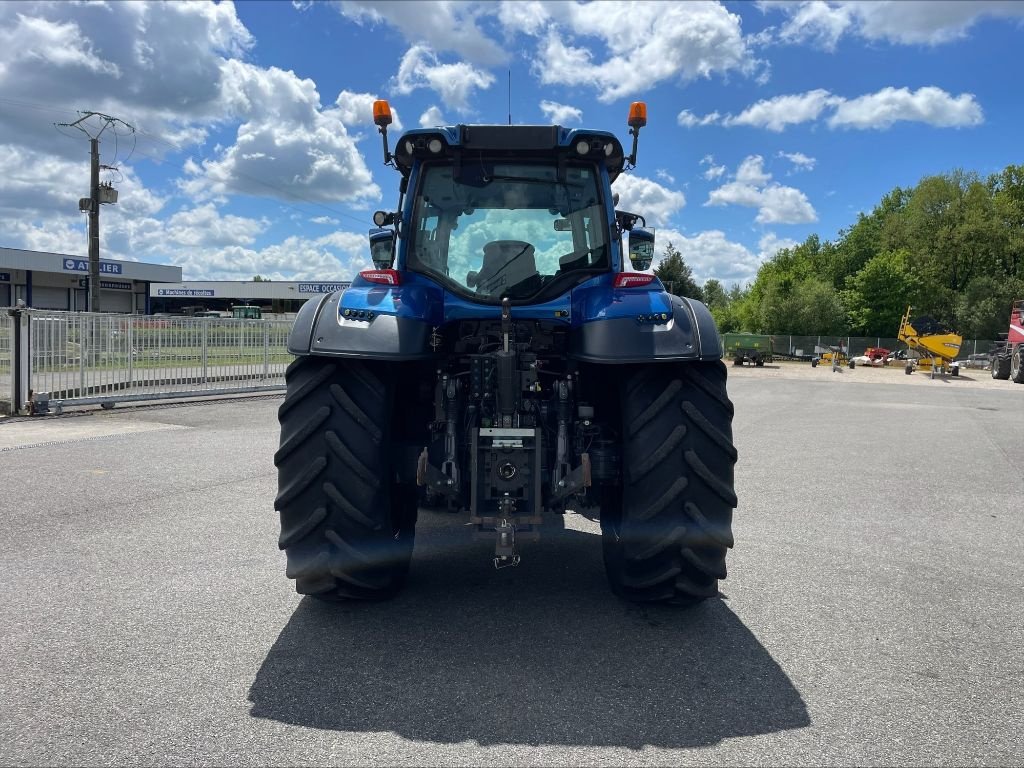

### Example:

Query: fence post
xmin=201 ymin=320 xmax=208 ymax=384
xmin=79 ymin=315 xmax=86 ymax=398
xmin=263 ymin=323 xmax=270 ymax=381
xmin=127 ymin=317 xmax=134 ymax=387
xmin=8 ymin=303 xmax=31 ymax=415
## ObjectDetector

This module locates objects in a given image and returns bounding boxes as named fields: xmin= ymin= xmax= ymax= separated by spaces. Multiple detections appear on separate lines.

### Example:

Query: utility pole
xmin=88 ymin=137 xmax=100 ymax=313
xmin=56 ymin=112 xmax=132 ymax=313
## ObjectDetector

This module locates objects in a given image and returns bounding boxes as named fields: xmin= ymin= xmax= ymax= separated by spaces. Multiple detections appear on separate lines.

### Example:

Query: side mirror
xmin=628 ymin=227 xmax=655 ymax=271
xmin=369 ymin=228 xmax=396 ymax=269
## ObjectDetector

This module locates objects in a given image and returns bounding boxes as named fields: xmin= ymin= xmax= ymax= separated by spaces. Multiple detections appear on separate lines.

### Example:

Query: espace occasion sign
xmin=298 ymin=283 xmax=347 ymax=294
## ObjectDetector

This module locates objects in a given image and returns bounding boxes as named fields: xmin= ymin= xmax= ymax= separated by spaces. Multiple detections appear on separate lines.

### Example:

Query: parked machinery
xmin=722 ymin=332 xmax=773 ymax=367
xmin=273 ymin=101 xmax=738 ymax=605
xmin=897 ymin=307 xmax=962 ymax=379
xmin=810 ymin=345 xmax=851 ymax=371
xmin=990 ymin=299 xmax=1024 ymax=383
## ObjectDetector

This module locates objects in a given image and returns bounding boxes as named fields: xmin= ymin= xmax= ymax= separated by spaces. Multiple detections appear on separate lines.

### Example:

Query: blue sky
xmin=1 ymin=1 xmax=1022 ymax=286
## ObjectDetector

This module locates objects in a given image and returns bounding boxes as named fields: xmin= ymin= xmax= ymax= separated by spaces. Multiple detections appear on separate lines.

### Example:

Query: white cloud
xmin=331 ymin=2 xmax=762 ymax=105
xmin=827 ymin=86 xmax=984 ymax=129
xmin=311 ymin=215 xmax=339 ymax=226
xmin=497 ymin=0 xmax=551 ymax=35
xmin=658 ymin=228 xmax=762 ymax=286
xmin=725 ymin=89 xmax=839 ymax=131
xmin=699 ymin=155 xmax=726 ymax=181
xmin=736 ymin=155 xmax=771 ymax=186
xmin=655 ymin=169 xmax=676 ymax=185
xmin=677 ymin=109 xmax=721 ymax=128
xmin=707 ymin=182 xmax=817 ymax=224
xmin=706 ymin=86 xmax=983 ymax=131
xmin=393 ymin=44 xmax=495 ymax=112
xmin=539 ymin=100 xmax=582 ymax=125
xmin=705 ymin=155 xmax=817 ymax=224
xmin=762 ymin=0 xmax=1024 ymax=48
xmin=181 ymin=60 xmax=380 ymax=205
xmin=162 ymin=203 xmax=266 ymax=248
xmin=703 ymin=165 xmax=726 ymax=181
xmin=0 ymin=3 xmax=406 ymax=283
xmin=777 ymin=1 xmax=854 ymax=50
xmin=654 ymin=228 xmax=803 ymax=286
xmin=335 ymin=0 xmax=503 ymax=64
xmin=533 ymin=2 xmax=756 ymax=102
xmin=706 ymin=181 xmax=764 ymax=209
xmin=170 ymin=232 xmax=370 ymax=282
xmin=777 ymin=151 xmax=817 ymax=172
xmin=611 ymin=174 xmax=686 ymax=227
xmin=419 ymin=105 xmax=447 ymax=128
xmin=755 ymin=186 xmax=817 ymax=223
xmin=850 ymin=0 xmax=1024 ymax=44
xmin=333 ymin=90 xmax=403 ymax=132
xmin=338 ymin=1 xmax=506 ymax=65
xmin=758 ymin=232 xmax=799 ymax=260
xmin=0 ymin=2 xmax=253 ymax=158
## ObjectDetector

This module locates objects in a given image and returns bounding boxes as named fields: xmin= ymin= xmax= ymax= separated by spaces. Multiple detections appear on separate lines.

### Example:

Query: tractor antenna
xmin=507 ymin=70 xmax=512 ymax=125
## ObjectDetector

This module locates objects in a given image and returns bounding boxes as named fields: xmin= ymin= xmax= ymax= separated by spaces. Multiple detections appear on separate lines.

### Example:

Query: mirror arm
xmin=395 ymin=176 xmax=408 ymax=238
xmin=380 ymin=125 xmax=394 ymax=166
xmin=626 ymin=126 xmax=641 ymax=168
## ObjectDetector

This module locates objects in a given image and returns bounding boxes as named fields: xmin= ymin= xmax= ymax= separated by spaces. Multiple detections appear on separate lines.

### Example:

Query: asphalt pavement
xmin=0 ymin=376 xmax=1021 ymax=766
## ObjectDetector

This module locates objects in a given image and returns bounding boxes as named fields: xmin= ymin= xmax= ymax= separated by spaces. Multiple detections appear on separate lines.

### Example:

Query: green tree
xmin=253 ymin=275 xmax=268 ymax=282
xmin=654 ymin=242 xmax=702 ymax=301
xmin=842 ymin=249 xmax=919 ymax=335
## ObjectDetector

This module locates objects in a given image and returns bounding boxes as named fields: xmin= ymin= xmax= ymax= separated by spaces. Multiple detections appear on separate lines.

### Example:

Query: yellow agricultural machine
xmin=897 ymin=307 xmax=963 ymax=379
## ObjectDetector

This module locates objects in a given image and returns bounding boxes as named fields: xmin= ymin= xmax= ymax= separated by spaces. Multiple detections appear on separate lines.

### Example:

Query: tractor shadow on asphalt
xmin=248 ymin=510 xmax=810 ymax=749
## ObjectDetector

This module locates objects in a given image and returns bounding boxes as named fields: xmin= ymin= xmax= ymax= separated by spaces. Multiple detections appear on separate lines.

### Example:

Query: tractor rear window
xmin=407 ymin=161 xmax=609 ymax=302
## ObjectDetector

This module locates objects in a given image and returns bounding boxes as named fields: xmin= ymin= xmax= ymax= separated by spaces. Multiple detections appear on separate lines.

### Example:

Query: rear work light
xmin=359 ymin=269 xmax=401 ymax=286
xmin=614 ymin=273 xmax=657 ymax=288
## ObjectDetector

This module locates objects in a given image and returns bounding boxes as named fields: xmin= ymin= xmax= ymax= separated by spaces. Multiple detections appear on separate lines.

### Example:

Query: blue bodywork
xmin=288 ymin=124 xmax=722 ymax=364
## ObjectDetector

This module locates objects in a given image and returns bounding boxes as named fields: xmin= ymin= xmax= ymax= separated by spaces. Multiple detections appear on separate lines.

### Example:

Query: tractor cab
xmin=364 ymin=100 xmax=658 ymax=304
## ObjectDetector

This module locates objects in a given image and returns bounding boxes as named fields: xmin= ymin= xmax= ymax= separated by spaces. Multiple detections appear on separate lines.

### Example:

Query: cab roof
xmin=392 ymin=125 xmax=627 ymax=182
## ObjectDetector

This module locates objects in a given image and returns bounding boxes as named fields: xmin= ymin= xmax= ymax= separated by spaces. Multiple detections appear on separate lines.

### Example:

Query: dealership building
xmin=149 ymin=279 xmax=349 ymax=315
xmin=1 ymin=247 xmax=348 ymax=314
xmin=1 ymin=247 xmax=181 ymax=313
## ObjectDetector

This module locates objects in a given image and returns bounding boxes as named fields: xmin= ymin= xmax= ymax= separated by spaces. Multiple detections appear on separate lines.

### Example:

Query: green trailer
xmin=722 ymin=332 xmax=774 ymax=367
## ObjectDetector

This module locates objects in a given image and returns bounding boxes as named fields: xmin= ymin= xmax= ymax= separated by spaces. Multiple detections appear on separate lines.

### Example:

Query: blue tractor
xmin=275 ymin=101 xmax=737 ymax=604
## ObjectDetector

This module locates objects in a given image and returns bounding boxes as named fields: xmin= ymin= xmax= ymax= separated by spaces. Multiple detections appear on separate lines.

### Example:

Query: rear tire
xmin=601 ymin=361 xmax=737 ymax=605
xmin=992 ymin=355 xmax=1011 ymax=380
xmin=1012 ymin=348 xmax=1024 ymax=384
xmin=275 ymin=356 xmax=416 ymax=601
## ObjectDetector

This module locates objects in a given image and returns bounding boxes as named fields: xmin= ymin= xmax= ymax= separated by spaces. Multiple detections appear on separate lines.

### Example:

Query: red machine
xmin=850 ymin=346 xmax=890 ymax=367
xmin=990 ymin=300 xmax=1024 ymax=383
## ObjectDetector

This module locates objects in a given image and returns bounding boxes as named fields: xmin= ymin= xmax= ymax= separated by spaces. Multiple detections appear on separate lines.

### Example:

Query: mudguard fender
xmin=287 ymin=291 xmax=434 ymax=360
xmin=569 ymin=295 xmax=723 ymax=364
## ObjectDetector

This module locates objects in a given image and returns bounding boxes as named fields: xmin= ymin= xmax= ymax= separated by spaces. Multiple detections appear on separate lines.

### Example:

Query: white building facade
xmin=1 ymin=247 xmax=182 ymax=313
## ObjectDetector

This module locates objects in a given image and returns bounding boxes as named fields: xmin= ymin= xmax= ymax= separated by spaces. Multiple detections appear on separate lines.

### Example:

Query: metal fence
xmin=0 ymin=311 xmax=11 ymax=395
xmin=3 ymin=309 xmax=292 ymax=414
xmin=772 ymin=335 xmax=998 ymax=359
